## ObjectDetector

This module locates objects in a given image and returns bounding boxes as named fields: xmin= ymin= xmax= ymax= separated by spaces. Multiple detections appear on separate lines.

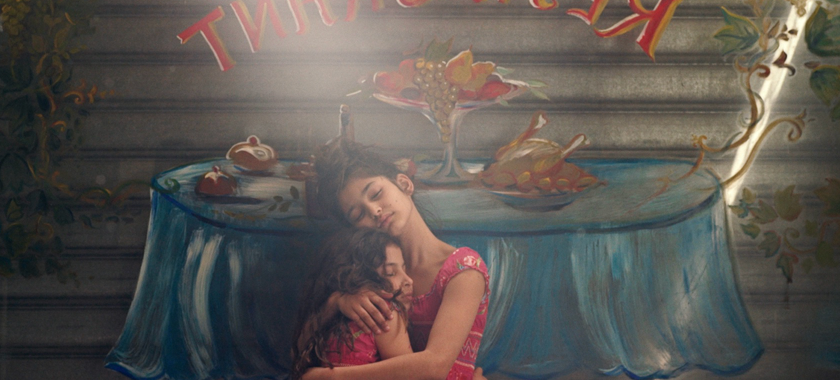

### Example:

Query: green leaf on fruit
xmin=758 ymin=231 xmax=781 ymax=257
xmin=526 ymin=80 xmax=548 ymax=88
xmin=815 ymin=241 xmax=838 ymax=267
xmin=714 ymin=7 xmax=760 ymax=56
xmin=529 ymin=88 xmax=550 ymax=101
xmin=741 ymin=223 xmax=761 ymax=239
xmin=809 ymin=66 xmax=840 ymax=105
xmin=806 ymin=4 xmax=840 ymax=57
xmin=424 ymin=38 xmax=453 ymax=62
xmin=776 ymin=254 xmax=797 ymax=283
xmin=495 ymin=66 xmax=514 ymax=76
xmin=749 ymin=200 xmax=778 ymax=224
xmin=815 ymin=178 xmax=840 ymax=217
xmin=805 ymin=220 xmax=819 ymax=237
xmin=802 ymin=258 xmax=815 ymax=274
xmin=774 ymin=185 xmax=803 ymax=221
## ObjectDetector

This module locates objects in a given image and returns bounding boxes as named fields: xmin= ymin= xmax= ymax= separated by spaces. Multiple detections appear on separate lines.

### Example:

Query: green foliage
xmin=714 ymin=7 xmax=760 ymax=56
xmin=805 ymin=4 xmax=840 ymax=57
xmin=809 ymin=66 xmax=840 ymax=106
xmin=731 ymin=182 xmax=840 ymax=282
xmin=758 ymin=231 xmax=781 ymax=257
xmin=740 ymin=223 xmax=761 ymax=239
xmin=424 ymin=38 xmax=453 ymax=63
xmin=776 ymin=254 xmax=797 ymax=283
xmin=1 ymin=0 xmax=100 ymax=284
xmin=775 ymin=185 xmax=803 ymax=221
xmin=815 ymin=178 xmax=840 ymax=216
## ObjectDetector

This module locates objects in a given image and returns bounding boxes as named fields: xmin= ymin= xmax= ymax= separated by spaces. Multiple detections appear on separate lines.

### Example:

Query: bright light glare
xmin=725 ymin=2 xmax=817 ymax=205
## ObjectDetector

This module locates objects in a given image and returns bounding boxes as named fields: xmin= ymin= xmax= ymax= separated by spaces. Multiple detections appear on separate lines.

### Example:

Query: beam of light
xmin=724 ymin=1 xmax=817 ymax=205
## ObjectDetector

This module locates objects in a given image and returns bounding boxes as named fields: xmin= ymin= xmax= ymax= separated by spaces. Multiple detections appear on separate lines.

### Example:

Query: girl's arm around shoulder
xmin=423 ymin=269 xmax=486 ymax=376
xmin=373 ymin=309 xmax=413 ymax=360
xmin=331 ymin=289 xmax=394 ymax=334
xmin=301 ymin=266 xmax=486 ymax=380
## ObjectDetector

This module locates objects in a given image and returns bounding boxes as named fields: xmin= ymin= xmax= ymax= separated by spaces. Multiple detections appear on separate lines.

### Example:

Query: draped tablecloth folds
xmin=105 ymin=158 xmax=763 ymax=380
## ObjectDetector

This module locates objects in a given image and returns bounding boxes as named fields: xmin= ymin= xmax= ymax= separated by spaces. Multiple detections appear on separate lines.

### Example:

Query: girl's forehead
xmin=338 ymin=175 xmax=387 ymax=204
xmin=384 ymin=244 xmax=403 ymax=261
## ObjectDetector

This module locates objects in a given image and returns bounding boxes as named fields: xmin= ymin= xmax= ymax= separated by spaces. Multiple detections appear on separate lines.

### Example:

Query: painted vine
xmin=0 ymin=0 xmax=178 ymax=284
xmin=711 ymin=0 xmax=840 ymax=282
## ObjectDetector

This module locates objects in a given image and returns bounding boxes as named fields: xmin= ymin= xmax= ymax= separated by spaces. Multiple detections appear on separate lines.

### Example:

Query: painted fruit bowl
xmin=477 ymin=111 xmax=602 ymax=211
xmin=486 ymin=182 xmax=602 ymax=212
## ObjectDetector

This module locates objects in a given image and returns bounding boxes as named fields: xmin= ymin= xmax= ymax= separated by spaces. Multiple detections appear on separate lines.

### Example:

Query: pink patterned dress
xmin=322 ymin=321 xmax=379 ymax=367
xmin=408 ymin=247 xmax=491 ymax=380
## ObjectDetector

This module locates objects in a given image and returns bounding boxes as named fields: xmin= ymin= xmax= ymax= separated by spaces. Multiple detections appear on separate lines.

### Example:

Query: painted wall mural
xmin=2 ymin=0 xmax=840 ymax=379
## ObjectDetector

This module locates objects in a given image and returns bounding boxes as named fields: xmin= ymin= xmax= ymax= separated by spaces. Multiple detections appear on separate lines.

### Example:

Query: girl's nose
xmin=366 ymin=203 xmax=381 ymax=218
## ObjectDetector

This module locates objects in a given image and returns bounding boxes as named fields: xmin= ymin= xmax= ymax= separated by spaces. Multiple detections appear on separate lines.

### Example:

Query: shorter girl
xmin=290 ymin=228 xmax=414 ymax=379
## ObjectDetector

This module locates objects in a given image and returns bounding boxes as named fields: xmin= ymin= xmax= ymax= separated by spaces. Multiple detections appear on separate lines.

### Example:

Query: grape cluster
xmin=1 ymin=0 xmax=33 ymax=58
xmin=412 ymin=58 xmax=460 ymax=143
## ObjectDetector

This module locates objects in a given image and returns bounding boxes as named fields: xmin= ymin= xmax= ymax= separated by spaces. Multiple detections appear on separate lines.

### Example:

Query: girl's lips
xmin=378 ymin=213 xmax=393 ymax=229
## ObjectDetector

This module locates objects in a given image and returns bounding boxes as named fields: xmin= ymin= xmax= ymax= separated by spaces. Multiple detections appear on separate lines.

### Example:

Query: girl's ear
xmin=396 ymin=174 xmax=414 ymax=196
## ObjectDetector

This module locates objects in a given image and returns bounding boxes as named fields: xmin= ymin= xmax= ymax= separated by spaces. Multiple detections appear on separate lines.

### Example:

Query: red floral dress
xmin=322 ymin=321 xmax=379 ymax=367
xmin=408 ymin=247 xmax=491 ymax=380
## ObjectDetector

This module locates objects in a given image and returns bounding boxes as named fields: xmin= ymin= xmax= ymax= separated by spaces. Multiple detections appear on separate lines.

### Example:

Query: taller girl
xmin=306 ymin=138 xmax=490 ymax=380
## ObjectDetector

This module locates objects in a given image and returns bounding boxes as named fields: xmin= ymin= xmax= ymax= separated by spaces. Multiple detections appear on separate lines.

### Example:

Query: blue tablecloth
xmin=106 ymin=158 xmax=762 ymax=379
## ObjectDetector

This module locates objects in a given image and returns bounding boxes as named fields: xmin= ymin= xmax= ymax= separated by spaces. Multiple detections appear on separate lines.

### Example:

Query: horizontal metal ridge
xmin=91 ymin=2 xmax=766 ymax=19
xmin=0 ymin=344 xmax=114 ymax=359
xmin=86 ymin=99 xmax=760 ymax=114
xmin=1 ymin=295 xmax=133 ymax=310
xmin=73 ymin=51 xmax=731 ymax=66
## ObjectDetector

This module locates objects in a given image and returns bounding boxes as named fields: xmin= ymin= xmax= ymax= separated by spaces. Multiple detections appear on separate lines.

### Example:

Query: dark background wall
xmin=2 ymin=0 xmax=839 ymax=379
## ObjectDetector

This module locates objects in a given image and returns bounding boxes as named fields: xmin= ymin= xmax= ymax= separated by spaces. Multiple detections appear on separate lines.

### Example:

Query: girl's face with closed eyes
xmin=338 ymin=174 xmax=415 ymax=237
xmin=378 ymin=244 xmax=413 ymax=306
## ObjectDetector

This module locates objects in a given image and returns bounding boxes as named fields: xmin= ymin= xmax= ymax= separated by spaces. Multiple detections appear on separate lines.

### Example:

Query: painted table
xmin=106 ymin=158 xmax=763 ymax=380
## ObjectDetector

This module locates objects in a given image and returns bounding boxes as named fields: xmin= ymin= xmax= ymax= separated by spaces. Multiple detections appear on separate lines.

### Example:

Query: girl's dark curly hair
xmin=313 ymin=138 xmax=402 ymax=222
xmin=290 ymin=227 xmax=406 ymax=379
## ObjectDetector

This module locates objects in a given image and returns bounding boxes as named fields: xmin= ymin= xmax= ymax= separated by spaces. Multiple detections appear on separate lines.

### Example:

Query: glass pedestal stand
xmin=373 ymin=83 xmax=527 ymax=186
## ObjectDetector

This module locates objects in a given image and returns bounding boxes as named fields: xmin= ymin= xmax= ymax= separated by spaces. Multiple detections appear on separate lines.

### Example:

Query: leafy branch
xmin=730 ymin=180 xmax=840 ymax=282
xmin=0 ymin=0 xmax=162 ymax=283
xmin=676 ymin=1 xmax=809 ymax=187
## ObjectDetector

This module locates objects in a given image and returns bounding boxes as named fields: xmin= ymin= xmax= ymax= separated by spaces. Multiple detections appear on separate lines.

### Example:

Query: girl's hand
xmin=336 ymin=289 xmax=394 ymax=334
xmin=472 ymin=367 xmax=488 ymax=380
xmin=301 ymin=367 xmax=332 ymax=380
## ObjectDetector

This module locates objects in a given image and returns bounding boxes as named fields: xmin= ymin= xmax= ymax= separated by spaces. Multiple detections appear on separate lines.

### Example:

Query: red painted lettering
xmin=346 ymin=0 xmax=384 ymax=21
xmin=177 ymin=7 xmax=236 ymax=71
xmin=287 ymin=0 xmax=337 ymax=35
xmin=230 ymin=0 xmax=288 ymax=53
xmin=567 ymin=0 xmax=683 ymax=60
